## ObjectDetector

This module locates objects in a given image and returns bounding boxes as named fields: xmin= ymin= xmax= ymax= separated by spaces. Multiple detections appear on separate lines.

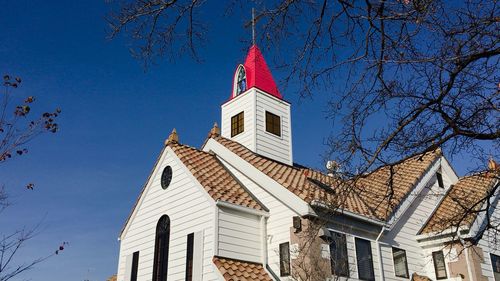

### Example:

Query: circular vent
xmin=161 ymin=166 xmax=173 ymax=189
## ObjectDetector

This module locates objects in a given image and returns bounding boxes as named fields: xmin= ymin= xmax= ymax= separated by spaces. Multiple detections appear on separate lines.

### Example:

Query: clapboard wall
xmin=216 ymin=206 xmax=262 ymax=263
xmin=221 ymin=88 xmax=293 ymax=165
xmin=218 ymin=157 xmax=297 ymax=279
xmin=254 ymin=89 xmax=292 ymax=165
xmin=117 ymin=148 xmax=218 ymax=281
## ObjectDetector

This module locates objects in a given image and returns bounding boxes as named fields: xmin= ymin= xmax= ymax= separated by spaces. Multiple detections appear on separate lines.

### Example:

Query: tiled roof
xmin=354 ymin=149 xmax=441 ymax=221
xmin=120 ymin=139 xmax=265 ymax=237
xmin=411 ymin=273 xmax=432 ymax=281
xmin=420 ymin=172 xmax=498 ymax=234
xmin=169 ymin=142 xmax=264 ymax=211
xmin=213 ymin=256 xmax=273 ymax=281
xmin=213 ymin=136 xmax=346 ymax=206
xmin=214 ymin=136 xmax=441 ymax=222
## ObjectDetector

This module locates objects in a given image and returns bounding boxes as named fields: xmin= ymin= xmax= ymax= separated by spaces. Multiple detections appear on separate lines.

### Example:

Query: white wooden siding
xmin=379 ymin=169 xmax=452 ymax=280
xmin=221 ymin=88 xmax=293 ymax=165
xmin=221 ymin=89 xmax=256 ymax=151
xmin=117 ymin=149 xmax=219 ymax=281
xmin=477 ymin=193 xmax=500 ymax=281
xmin=217 ymin=206 xmax=262 ymax=263
xmin=217 ymin=158 xmax=296 ymax=279
xmin=325 ymin=166 xmax=452 ymax=281
xmin=255 ymin=89 xmax=292 ymax=165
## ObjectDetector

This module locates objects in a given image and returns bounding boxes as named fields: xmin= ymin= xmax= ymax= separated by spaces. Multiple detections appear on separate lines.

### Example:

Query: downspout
xmin=261 ymin=216 xmax=281 ymax=280
xmin=260 ymin=216 xmax=268 ymax=265
xmin=375 ymin=227 xmax=386 ymax=281
xmin=458 ymin=232 xmax=475 ymax=280
xmin=464 ymin=246 xmax=474 ymax=280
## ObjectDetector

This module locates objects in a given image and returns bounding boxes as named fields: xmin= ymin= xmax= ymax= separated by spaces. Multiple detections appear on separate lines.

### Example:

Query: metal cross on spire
xmin=252 ymin=8 xmax=256 ymax=45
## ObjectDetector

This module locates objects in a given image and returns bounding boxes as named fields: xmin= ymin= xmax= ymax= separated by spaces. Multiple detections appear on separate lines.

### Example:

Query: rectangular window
xmin=392 ymin=247 xmax=409 ymax=278
xmin=491 ymin=254 xmax=500 ymax=281
xmin=279 ymin=242 xmax=291 ymax=276
xmin=436 ymin=171 xmax=444 ymax=188
xmin=231 ymin=112 xmax=244 ymax=137
xmin=265 ymin=111 xmax=281 ymax=137
xmin=185 ymin=233 xmax=194 ymax=281
xmin=433 ymin=251 xmax=447 ymax=279
xmin=329 ymin=232 xmax=349 ymax=277
xmin=355 ymin=238 xmax=375 ymax=281
xmin=131 ymin=251 xmax=139 ymax=281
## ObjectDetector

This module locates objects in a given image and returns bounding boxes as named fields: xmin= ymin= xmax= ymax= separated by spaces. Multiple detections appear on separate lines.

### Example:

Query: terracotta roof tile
xmin=354 ymin=150 xmax=441 ymax=221
xmin=119 ymin=136 xmax=267 ymax=238
xmin=169 ymin=142 xmax=264 ymax=211
xmin=214 ymin=136 xmax=440 ymax=222
xmin=411 ymin=273 xmax=432 ymax=281
xmin=420 ymin=172 xmax=498 ymax=234
xmin=213 ymin=256 xmax=273 ymax=281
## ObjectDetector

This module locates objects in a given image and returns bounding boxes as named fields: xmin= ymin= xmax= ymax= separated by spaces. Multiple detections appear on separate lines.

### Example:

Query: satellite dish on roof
xmin=326 ymin=160 xmax=340 ymax=172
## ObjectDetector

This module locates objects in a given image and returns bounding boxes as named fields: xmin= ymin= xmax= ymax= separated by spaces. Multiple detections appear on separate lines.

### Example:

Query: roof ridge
xmin=170 ymin=141 xmax=215 ymax=156
xmin=357 ymin=148 xmax=442 ymax=178
xmin=420 ymin=167 xmax=499 ymax=234
xmin=214 ymin=136 xmax=302 ymax=169
xmin=459 ymin=170 xmax=499 ymax=179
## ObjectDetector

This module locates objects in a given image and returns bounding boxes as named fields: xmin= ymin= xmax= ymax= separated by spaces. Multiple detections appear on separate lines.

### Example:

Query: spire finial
xmin=488 ymin=156 xmax=498 ymax=171
xmin=252 ymin=8 xmax=256 ymax=45
xmin=208 ymin=122 xmax=220 ymax=138
xmin=165 ymin=128 xmax=179 ymax=145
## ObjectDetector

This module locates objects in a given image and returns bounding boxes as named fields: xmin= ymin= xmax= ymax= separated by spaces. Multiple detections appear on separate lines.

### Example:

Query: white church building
xmin=115 ymin=45 xmax=500 ymax=281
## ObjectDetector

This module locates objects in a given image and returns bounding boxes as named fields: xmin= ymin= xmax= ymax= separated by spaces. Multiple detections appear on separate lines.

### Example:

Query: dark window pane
xmin=231 ymin=112 xmax=244 ymax=137
xmin=436 ymin=172 xmax=444 ymax=188
xmin=433 ymin=251 xmax=447 ymax=279
xmin=329 ymin=232 xmax=349 ymax=277
xmin=235 ymin=66 xmax=246 ymax=96
xmin=355 ymin=238 xmax=375 ymax=281
xmin=161 ymin=166 xmax=173 ymax=190
xmin=185 ymin=233 xmax=194 ymax=281
xmin=392 ymin=248 xmax=409 ymax=278
xmin=279 ymin=242 xmax=290 ymax=276
xmin=153 ymin=215 xmax=170 ymax=281
xmin=491 ymin=254 xmax=500 ymax=281
xmin=265 ymin=111 xmax=281 ymax=137
xmin=131 ymin=251 xmax=139 ymax=281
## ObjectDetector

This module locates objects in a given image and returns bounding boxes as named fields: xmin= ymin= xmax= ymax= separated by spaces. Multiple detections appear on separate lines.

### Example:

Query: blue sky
xmin=0 ymin=1 xmax=489 ymax=281
xmin=0 ymin=1 xmax=339 ymax=280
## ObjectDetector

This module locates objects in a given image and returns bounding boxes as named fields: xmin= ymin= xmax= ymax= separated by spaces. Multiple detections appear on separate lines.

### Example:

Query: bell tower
xmin=221 ymin=45 xmax=293 ymax=165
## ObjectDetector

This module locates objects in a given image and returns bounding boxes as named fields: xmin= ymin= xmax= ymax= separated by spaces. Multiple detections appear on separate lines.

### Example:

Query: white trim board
xmin=203 ymin=138 xmax=314 ymax=217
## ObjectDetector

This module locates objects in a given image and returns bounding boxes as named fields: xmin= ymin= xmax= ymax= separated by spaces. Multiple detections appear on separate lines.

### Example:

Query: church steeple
xmin=230 ymin=45 xmax=282 ymax=100
xmin=222 ymin=44 xmax=293 ymax=165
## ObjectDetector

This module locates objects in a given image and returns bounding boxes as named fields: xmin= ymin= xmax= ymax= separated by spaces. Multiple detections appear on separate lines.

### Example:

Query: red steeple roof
xmin=230 ymin=45 xmax=282 ymax=99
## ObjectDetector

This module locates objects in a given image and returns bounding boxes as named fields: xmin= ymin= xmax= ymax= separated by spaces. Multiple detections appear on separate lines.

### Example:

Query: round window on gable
xmin=161 ymin=166 xmax=173 ymax=189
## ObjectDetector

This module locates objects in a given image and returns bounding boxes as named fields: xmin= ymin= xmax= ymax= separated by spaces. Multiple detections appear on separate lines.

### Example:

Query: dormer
xmin=221 ymin=45 xmax=293 ymax=165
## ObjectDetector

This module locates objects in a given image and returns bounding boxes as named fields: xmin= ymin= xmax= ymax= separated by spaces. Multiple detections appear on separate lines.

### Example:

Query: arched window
xmin=234 ymin=65 xmax=246 ymax=97
xmin=152 ymin=215 xmax=170 ymax=281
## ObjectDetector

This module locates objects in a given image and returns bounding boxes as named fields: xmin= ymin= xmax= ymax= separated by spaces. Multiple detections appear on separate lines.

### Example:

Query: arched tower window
xmin=234 ymin=64 xmax=247 ymax=97
xmin=152 ymin=215 xmax=170 ymax=281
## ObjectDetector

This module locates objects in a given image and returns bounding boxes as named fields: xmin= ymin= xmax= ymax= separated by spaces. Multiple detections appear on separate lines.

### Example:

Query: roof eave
xmin=310 ymin=200 xmax=387 ymax=227
xmin=416 ymin=225 xmax=471 ymax=243
xmin=216 ymin=200 xmax=270 ymax=217
xmin=385 ymin=156 xmax=442 ymax=230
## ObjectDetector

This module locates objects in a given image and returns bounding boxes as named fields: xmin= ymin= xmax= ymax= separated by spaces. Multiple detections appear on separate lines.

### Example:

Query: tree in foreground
xmin=0 ymin=75 xmax=65 ymax=281
xmin=107 ymin=0 xmax=499 ymax=271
